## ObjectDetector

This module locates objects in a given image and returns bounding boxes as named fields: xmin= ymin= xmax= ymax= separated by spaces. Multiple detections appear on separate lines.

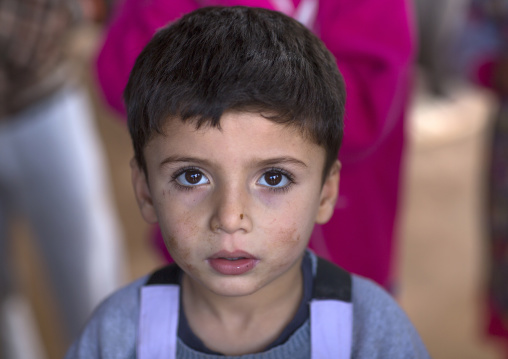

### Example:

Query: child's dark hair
xmin=125 ymin=6 xmax=345 ymax=178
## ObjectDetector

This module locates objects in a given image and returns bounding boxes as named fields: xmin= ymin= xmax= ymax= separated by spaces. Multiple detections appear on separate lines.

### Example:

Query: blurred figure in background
xmin=96 ymin=0 xmax=414 ymax=290
xmin=459 ymin=0 xmax=508 ymax=356
xmin=0 ymin=0 xmax=126 ymax=357
xmin=414 ymin=0 xmax=470 ymax=95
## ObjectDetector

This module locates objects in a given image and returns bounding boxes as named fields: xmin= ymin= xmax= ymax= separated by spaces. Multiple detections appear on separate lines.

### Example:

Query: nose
xmin=209 ymin=183 xmax=253 ymax=234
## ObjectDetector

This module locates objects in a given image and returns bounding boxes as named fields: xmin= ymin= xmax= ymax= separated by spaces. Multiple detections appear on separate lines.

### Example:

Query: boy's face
xmin=132 ymin=111 xmax=340 ymax=298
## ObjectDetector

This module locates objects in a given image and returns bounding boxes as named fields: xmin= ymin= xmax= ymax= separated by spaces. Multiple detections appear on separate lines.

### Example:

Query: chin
xmin=206 ymin=277 xmax=266 ymax=297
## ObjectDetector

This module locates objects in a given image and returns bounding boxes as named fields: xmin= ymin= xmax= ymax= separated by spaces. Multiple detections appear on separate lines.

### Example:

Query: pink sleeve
xmin=318 ymin=0 xmax=416 ymax=162
xmin=95 ymin=0 xmax=200 ymax=116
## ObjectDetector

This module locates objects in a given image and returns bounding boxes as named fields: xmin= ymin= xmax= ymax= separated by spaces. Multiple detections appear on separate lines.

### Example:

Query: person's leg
xmin=0 ymin=124 xmax=13 ymax=359
xmin=0 ymin=121 xmax=47 ymax=359
xmin=11 ymin=86 xmax=126 ymax=341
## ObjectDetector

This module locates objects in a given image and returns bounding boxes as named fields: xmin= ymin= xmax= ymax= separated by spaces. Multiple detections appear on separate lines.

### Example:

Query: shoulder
xmin=65 ymin=276 xmax=148 ymax=359
xmin=66 ymin=263 xmax=183 ymax=359
xmin=351 ymin=275 xmax=431 ymax=359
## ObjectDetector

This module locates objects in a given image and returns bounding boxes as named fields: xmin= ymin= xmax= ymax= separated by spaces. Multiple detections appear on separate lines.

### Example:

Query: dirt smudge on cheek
xmin=165 ymin=236 xmax=178 ymax=254
xmin=180 ymin=211 xmax=200 ymax=238
xmin=263 ymin=225 xmax=304 ymax=268
xmin=185 ymin=263 xmax=196 ymax=274
xmin=165 ymin=210 xmax=206 ymax=267
xmin=166 ymin=236 xmax=191 ymax=262
xmin=273 ymin=225 xmax=300 ymax=246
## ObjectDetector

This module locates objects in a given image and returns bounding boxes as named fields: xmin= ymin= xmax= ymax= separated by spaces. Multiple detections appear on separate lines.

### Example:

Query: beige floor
xmin=11 ymin=27 xmax=508 ymax=358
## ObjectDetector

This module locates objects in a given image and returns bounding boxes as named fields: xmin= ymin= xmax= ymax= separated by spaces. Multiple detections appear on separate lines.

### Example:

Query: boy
xmin=66 ymin=6 xmax=429 ymax=358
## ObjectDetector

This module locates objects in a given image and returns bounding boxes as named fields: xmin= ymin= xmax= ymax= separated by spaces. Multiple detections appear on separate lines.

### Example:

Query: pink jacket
xmin=96 ymin=0 xmax=415 ymax=288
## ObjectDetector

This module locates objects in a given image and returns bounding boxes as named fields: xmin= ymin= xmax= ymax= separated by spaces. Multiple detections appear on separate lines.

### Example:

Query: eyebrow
xmin=159 ymin=156 xmax=308 ymax=169
xmin=254 ymin=157 xmax=308 ymax=168
xmin=159 ymin=156 xmax=212 ymax=169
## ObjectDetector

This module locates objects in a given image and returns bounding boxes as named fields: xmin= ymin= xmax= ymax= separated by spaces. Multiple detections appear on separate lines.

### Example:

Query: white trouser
xmin=0 ymin=86 xmax=126 ymax=357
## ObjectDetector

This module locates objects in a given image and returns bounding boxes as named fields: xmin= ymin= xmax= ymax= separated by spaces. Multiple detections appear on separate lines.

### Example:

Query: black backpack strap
xmin=145 ymin=263 xmax=181 ymax=286
xmin=312 ymin=257 xmax=352 ymax=302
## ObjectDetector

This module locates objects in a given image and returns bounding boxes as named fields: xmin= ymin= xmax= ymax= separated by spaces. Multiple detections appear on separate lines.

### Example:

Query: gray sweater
xmin=65 ymin=257 xmax=430 ymax=359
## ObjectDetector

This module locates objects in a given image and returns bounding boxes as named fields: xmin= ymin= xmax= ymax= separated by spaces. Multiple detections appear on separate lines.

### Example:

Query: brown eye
xmin=264 ymin=172 xmax=282 ymax=186
xmin=258 ymin=169 xmax=292 ymax=190
xmin=185 ymin=170 xmax=202 ymax=184
xmin=175 ymin=169 xmax=209 ymax=187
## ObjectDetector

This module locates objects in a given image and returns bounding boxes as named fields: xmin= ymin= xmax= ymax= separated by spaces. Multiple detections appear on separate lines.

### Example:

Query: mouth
xmin=208 ymin=250 xmax=259 ymax=275
xmin=222 ymin=257 xmax=247 ymax=260
xmin=210 ymin=250 xmax=255 ymax=260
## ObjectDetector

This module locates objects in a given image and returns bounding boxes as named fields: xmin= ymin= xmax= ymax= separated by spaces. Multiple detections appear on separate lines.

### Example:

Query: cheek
xmin=162 ymin=210 xmax=199 ymax=238
xmin=164 ymin=232 xmax=201 ymax=276
xmin=165 ymin=235 xmax=191 ymax=262
xmin=273 ymin=225 xmax=300 ymax=246
xmin=158 ymin=186 xmax=207 ymax=237
xmin=264 ymin=224 xmax=305 ymax=271
xmin=160 ymin=211 xmax=200 ymax=260
xmin=261 ymin=203 xmax=316 ymax=246
xmin=263 ymin=221 xmax=306 ymax=257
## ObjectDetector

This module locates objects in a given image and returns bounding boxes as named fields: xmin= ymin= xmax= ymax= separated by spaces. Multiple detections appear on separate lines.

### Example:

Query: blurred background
xmin=4 ymin=0 xmax=508 ymax=358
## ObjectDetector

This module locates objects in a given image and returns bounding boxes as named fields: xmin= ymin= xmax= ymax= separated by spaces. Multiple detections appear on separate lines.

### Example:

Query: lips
xmin=208 ymin=250 xmax=259 ymax=275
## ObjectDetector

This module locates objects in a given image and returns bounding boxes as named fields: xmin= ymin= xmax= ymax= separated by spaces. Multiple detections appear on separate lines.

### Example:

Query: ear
xmin=315 ymin=160 xmax=340 ymax=224
xmin=130 ymin=158 xmax=158 ymax=224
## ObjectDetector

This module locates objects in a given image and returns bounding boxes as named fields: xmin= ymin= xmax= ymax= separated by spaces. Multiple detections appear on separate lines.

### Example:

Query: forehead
xmin=144 ymin=111 xmax=326 ymax=169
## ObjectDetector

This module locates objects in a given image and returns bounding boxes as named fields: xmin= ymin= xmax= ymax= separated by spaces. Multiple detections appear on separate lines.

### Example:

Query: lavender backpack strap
xmin=310 ymin=258 xmax=353 ymax=359
xmin=137 ymin=265 xmax=181 ymax=359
